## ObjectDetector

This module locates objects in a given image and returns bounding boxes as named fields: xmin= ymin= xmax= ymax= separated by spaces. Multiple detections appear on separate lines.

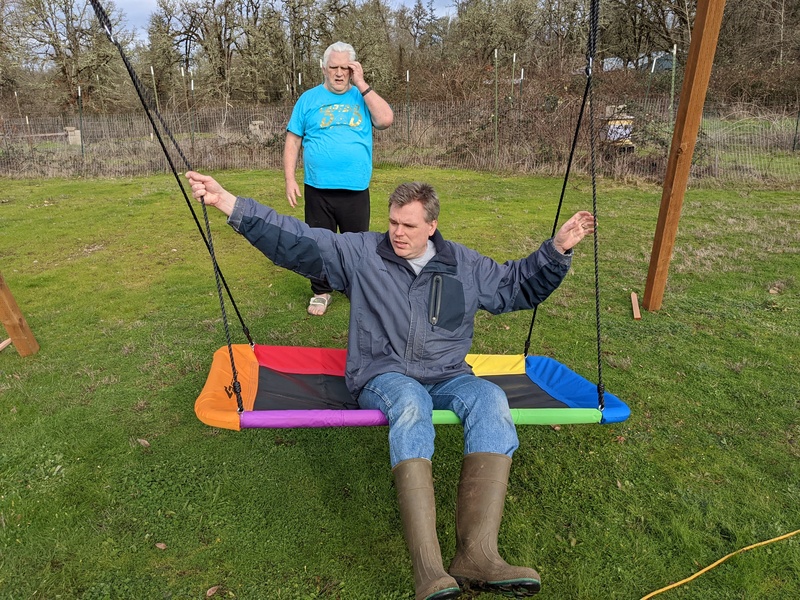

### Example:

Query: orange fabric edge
xmin=194 ymin=344 xmax=259 ymax=430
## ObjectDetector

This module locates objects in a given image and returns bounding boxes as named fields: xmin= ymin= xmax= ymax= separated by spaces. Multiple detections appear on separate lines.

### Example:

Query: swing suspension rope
xmin=523 ymin=0 xmax=605 ymax=411
xmin=88 ymin=0 xmax=246 ymax=412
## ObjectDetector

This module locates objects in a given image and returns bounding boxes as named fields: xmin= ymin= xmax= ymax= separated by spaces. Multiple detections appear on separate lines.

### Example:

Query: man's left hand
xmin=349 ymin=61 xmax=366 ymax=89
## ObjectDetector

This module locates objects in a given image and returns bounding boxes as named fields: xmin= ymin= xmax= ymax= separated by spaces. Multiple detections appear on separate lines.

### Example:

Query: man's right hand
xmin=186 ymin=171 xmax=237 ymax=216
xmin=286 ymin=180 xmax=302 ymax=208
xmin=283 ymin=131 xmax=303 ymax=208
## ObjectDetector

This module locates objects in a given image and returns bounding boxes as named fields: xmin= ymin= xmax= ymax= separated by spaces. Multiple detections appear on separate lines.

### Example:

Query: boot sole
xmin=455 ymin=577 xmax=540 ymax=598
xmin=425 ymin=586 xmax=462 ymax=600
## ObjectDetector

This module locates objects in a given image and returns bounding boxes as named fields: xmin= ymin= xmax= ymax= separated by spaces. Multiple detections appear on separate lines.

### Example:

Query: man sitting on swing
xmin=187 ymin=171 xmax=595 ymax=600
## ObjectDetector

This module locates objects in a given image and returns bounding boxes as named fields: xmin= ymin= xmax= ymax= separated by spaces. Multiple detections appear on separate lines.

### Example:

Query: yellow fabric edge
xmin=466 ymin=353 xmax=526 ymax=376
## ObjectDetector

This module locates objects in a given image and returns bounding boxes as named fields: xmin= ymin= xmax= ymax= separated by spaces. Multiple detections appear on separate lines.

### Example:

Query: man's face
xmin=389 ymin=201 xmax=438 ymax=260
xmin=323 ymin=51 xmax=352 ymax=94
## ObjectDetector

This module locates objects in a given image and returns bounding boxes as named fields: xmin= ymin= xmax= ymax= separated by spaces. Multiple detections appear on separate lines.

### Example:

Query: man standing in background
xmin=284 ymin=41 xmax=394 ymax=316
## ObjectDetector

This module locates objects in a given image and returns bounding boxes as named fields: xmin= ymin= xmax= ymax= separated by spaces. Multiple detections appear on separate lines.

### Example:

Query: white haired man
xmin=284 ymin=41 xmax=394 ymax=316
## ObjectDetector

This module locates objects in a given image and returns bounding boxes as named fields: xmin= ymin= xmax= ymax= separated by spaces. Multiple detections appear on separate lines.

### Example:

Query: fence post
xmin=644 ymin=58 xmax=657 ymax=111
xmin=405 ymin=70 xmax=410 ymax=145
xmin=669 ymin=44 xmax=677 ymax=122
xmin=78 ymin=86 xmax=85 ymax=160
xmin=150 ymin=66 xmax=161 ymax=113
xmin=793 ymin=105 xmax=799 ymax=152
xmin=181 ymin=67 xmax=190 ymax=142
xmin=25 ymin=115 xmax=33 ymax=153
xmin=510 ymin=53 xmax=516 ymax=108
xmin=190 ymin=77 xmax=197 ymax=152
xmin=494 ymin=48 xmax=499 ymax=169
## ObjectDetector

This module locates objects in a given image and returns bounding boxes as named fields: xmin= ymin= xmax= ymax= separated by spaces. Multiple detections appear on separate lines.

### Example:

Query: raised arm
xmin=473 ymin=211 xmax=595 ymax=314
xmin=349 ymin=61 xmax=393 ymax=130
xmin=186 ymin=171 xmax=237 ymax=216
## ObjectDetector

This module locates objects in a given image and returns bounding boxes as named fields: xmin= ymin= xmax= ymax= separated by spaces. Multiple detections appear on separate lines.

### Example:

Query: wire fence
xmin=1 ymin=95 xmax=798 ymax=187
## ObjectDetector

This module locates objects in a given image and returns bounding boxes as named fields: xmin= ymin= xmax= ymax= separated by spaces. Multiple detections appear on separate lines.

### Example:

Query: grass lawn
xmin=1 ymin=167 xmax=798 ymax=599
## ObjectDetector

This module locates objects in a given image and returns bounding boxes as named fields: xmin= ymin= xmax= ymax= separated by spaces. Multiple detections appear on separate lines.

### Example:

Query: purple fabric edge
xmin=240 ymin=409 xmax=389 ymax=428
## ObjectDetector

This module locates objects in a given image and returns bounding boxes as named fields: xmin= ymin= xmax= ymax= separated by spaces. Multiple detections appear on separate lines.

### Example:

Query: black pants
xmin=304 ymin=184 xmax=370 ymax=295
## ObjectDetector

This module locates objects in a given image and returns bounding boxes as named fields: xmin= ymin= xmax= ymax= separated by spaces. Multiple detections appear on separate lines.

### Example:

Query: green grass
xmin=1 ymin=168 xmax=798 ymax=599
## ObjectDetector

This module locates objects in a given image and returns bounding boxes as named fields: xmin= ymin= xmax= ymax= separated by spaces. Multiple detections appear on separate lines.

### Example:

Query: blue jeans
xmin=358 ymin=372 xmax=519 ymax=467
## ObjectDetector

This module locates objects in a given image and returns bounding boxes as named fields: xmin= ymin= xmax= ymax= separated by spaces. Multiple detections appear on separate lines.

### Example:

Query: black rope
xmin=522 ymin=76 xmax=590 ymax=357
xmin=88 ymin=0 xmax=247 ymax=412
xmin=588 ymin=0 xmax=605 ymax=411
xmin=523 ymin=0 xmax=605 ymax=411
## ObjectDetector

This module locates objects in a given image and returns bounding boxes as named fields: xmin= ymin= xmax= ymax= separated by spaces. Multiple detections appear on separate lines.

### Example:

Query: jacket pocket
xmin=431 ymin=274 xmax=465 ymax=332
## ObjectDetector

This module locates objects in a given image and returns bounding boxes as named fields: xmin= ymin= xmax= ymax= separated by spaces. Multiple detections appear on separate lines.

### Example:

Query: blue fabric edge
xmin=525 ymin=355 xmax=631 ymax=424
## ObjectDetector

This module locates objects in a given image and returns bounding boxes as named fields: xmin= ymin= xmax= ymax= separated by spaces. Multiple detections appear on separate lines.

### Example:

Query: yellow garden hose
xmin=641 ymin=528 xmax=800 ymax=599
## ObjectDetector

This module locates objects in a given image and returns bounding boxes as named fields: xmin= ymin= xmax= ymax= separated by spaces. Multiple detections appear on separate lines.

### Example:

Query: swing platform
xmin=195 ymin=344 xmax=630 ymax=430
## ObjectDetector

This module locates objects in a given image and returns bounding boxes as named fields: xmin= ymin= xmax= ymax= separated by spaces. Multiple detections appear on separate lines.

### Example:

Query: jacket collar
xmin=377 ymin=230 xmax=457 ymax=272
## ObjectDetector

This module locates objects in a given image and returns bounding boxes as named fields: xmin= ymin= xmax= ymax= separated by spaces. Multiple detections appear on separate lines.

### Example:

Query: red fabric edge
xmin=254 ymin=344 xmax=347 ymax=376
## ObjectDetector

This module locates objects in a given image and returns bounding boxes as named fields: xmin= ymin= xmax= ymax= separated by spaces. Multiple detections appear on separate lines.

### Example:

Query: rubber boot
xmin=448 ymin=452 xmax=541 ymax=597
xmin=393 ymin=459 xmax=462 ymax=600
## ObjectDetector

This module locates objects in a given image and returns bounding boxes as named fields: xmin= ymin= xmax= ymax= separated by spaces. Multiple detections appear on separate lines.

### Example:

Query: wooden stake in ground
xmin=631 ymin=292 xmax=642 ymax=321
xmin=0 ymin=272 xmax=40 ymax=356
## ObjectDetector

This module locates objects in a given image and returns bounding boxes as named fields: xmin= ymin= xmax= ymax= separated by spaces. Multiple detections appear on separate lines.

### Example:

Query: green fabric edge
xmin=432 ymin=408 xmax=603 ymax=426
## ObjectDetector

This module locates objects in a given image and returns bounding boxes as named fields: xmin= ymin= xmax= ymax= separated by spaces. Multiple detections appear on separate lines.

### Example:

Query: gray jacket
xmin=229 ymin=197 xmax=572 ymax=398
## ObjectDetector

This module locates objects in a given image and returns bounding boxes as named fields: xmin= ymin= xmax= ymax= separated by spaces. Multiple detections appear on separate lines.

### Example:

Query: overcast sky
xmin=117 ymin=0 xmax=158 ymax=37
xmin=116 ymin=0 xmax=456 ymax=39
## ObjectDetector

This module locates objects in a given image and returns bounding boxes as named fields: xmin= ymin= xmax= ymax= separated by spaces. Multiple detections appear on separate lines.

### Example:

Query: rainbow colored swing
xmin=195 ymin=345 xmax=630 ymax=430
xmin=89 ymin=0 xmax=629 ymax=432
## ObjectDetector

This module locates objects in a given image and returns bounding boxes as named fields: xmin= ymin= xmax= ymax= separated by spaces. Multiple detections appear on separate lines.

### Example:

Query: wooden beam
xmin=643 ymin=0 xmax=727 ymax=311
xmin=0 ymin=272 xmax=40 ymax=357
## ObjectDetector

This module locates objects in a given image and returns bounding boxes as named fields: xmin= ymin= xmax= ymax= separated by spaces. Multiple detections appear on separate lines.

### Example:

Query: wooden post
xmin=643 ymin=0 xmax=727 ymax=311
xmin=0 ymin=272 xmax=39 ymax=356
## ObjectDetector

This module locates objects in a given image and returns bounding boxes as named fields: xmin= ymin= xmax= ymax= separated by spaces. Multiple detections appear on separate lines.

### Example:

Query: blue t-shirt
xmin=287 ymin=84 xmax=374 ymax=191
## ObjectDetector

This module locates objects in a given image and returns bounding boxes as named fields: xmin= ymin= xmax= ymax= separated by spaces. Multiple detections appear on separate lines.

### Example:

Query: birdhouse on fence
xmin=600 ymin=105 xmax=635 ymax=152
xmin=248 ymin=121 xmax=265 ymax=139
xmin=64 ymin=127 xmax=82 ymax=146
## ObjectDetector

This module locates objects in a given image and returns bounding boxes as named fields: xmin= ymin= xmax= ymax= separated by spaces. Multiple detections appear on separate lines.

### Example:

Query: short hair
xmin=322 ymin=42 xmax=356 ymax=68
xmin=389 ymin=182 xmax=440 ymax=223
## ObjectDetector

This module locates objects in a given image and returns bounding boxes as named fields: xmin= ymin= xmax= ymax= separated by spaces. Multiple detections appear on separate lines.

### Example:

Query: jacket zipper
xmin=429 ymin=275 xmax=442 ymax=329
